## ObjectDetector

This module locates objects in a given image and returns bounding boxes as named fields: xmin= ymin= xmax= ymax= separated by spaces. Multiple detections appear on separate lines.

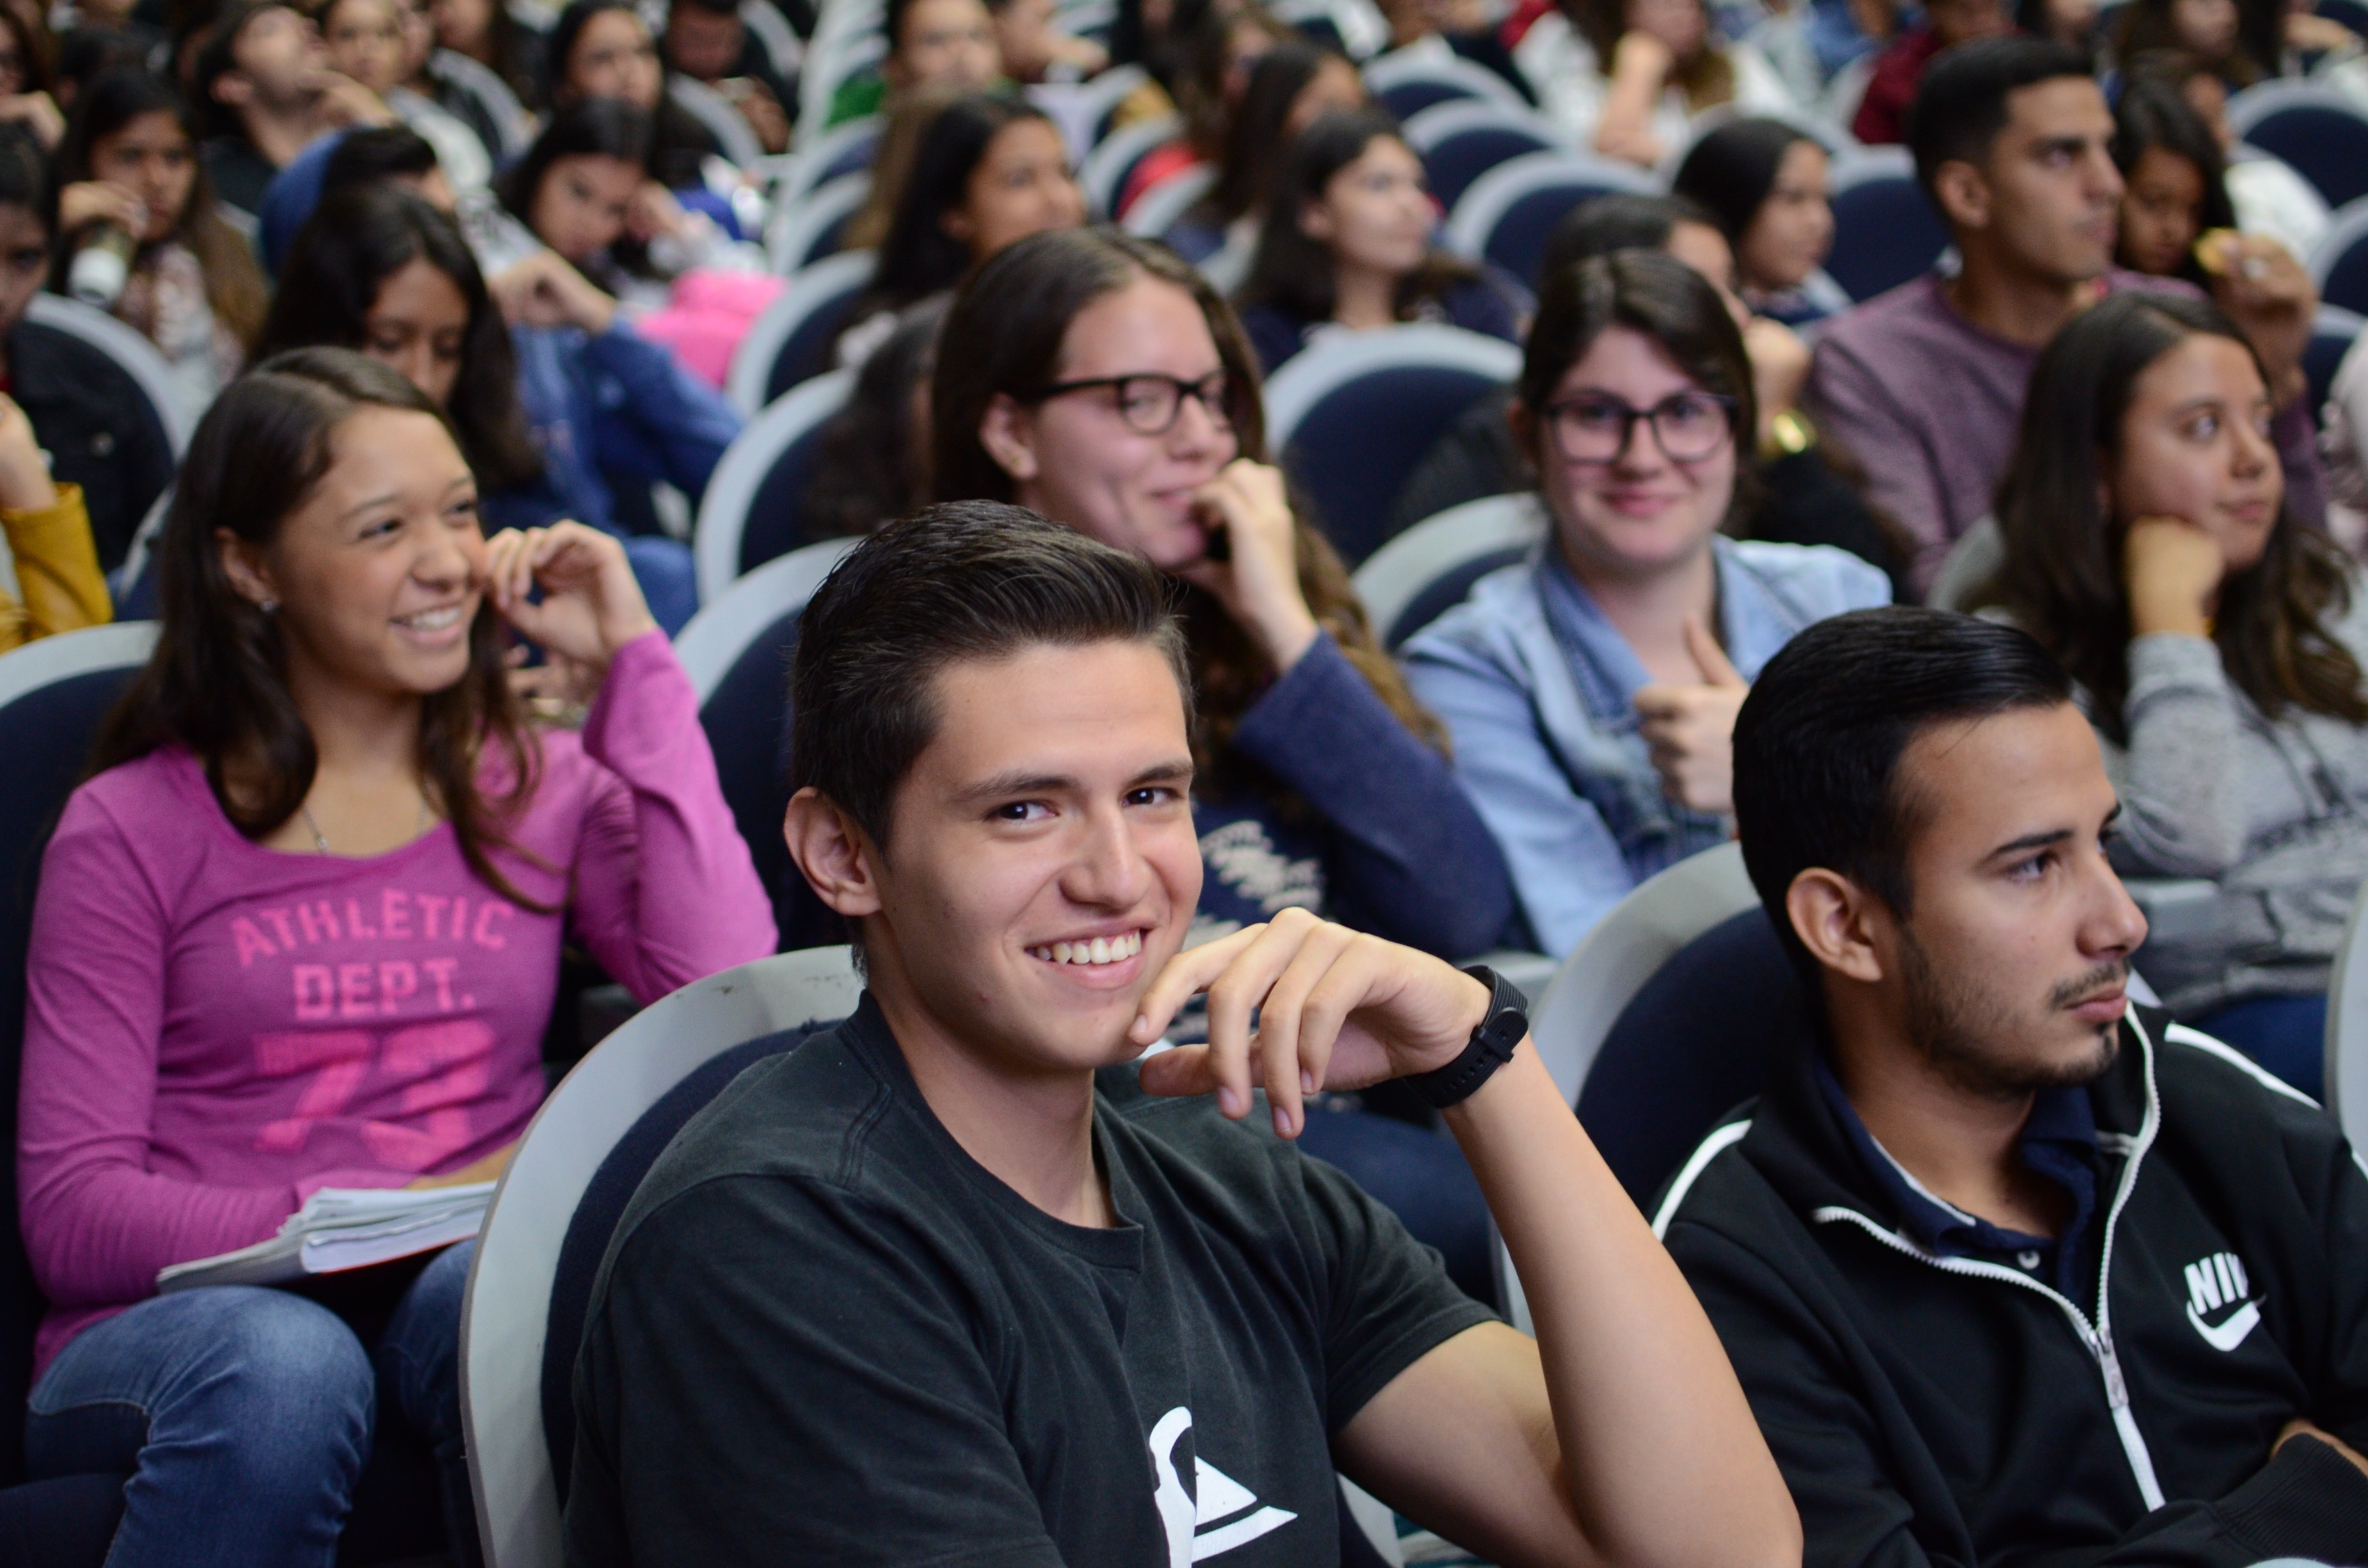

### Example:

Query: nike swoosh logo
xmin=2188 ymin=1297 xmax=2262 ymax=1352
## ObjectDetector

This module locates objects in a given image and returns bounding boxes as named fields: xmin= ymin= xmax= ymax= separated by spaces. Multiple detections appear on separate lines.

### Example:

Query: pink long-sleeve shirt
xmin=19 ymin=630 xmax=775 ymax=1372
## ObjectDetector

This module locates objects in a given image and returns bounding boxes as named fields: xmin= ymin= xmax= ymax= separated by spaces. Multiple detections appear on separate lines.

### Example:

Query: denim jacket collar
xmin=1534 ymin=535 xmax=1811 ymax=725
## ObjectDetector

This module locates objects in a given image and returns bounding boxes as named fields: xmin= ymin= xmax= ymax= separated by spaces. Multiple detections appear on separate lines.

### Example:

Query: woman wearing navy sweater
xmin=925 ymin=225 xmax=1513 ymax=1296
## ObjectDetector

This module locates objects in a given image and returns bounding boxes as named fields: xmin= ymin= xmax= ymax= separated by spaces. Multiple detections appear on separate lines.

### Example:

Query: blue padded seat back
xmin=765 ymin=286 xmax=864 ymax=407
xmin=734 ymin=423 xmax=840 ymax=578
xmin=2244 ymin=106 xmax=2368 ymax=209
xmin=1376 ymin=77 xmax=1475 ymax=121
xmin=1422 ymin=124 xmax=1556 ymax=210
xmin=2321 ymin=234 xmax=2368 ymax=316
xmin=2306 ymin=318 xmax=2360 ymax=425
xmin=1383 ymin=544 xmax=1531 ymax=649
xmin=1485 ymin=179 xmax=1634 ymax=289
xmin=541 ymin=1022 xmax=841 ymax=1496
xmin=1284 ymin=366 xmax=1509 ymax=567
xmin=1825 ymin=176 xmax=1948 ymax=302
xmin=1574 ymin=908 xmax=1809 ymax=1209
xmin=816 ymin=127 xmax=880 ymax=185
xmin=0 ymin=665 xmax=139 ymax=1483
xmin=696 ymin=607 xmax=837 ymax=951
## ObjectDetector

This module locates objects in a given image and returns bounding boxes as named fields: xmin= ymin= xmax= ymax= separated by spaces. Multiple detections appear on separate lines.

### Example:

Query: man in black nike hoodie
xmin=1659 ymin=605 xmax=2368 ymax=1567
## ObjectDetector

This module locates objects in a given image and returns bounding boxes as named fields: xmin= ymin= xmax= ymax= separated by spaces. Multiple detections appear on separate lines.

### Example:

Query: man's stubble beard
xmin=1896 ymin=925 xmax=2122 ymax=1101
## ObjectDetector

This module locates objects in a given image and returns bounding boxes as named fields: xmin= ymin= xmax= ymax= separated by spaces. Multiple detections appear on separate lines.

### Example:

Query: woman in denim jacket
xmin=1404 ymin=250 xmax=1887 ymax=956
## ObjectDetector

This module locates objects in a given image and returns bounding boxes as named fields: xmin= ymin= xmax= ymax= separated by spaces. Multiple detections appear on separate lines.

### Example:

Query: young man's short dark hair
xmin=1904 ymin=36 xmax=2097 ymax=201
xmin=1731 ymin=605 xmax=2072 ymax=976
xmin=320 ymin=125 xmax=439 ymax=197
xmin=790 ymin=500 xmax=1192 ymax=851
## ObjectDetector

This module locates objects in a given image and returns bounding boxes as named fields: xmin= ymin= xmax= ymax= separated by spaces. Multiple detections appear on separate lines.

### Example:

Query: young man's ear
xmin=210 ymin=69 xmax=254 ymax=109
xmin=977 ymin=392 xmax=1040 ymax=484
xmin=784 ymin=787 xmax=887 ymax=920
xmin=1785 ymin=867 xmax=1890 ymax=986
xmin=1930 ymin=158 xmax=1992 ymax=233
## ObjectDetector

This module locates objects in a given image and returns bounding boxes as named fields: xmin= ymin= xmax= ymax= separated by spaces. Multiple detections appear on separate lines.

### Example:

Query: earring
xmin=258 ymin=597 xmax=277 ymax=614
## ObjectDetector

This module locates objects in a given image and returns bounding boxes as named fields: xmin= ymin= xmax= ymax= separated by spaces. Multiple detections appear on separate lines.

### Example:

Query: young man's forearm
xmin=1445 ymin=1043 xmax=1802 ymax=1568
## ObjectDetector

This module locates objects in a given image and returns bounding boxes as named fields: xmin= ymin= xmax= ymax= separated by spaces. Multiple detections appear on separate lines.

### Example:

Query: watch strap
xmin=1406 ymin=965 xmax=1530 ymax=1109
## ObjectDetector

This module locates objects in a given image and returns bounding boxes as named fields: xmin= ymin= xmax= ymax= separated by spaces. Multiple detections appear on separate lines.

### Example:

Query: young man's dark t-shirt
xmin=564 ymin=995 xmax=1493 ymax=1565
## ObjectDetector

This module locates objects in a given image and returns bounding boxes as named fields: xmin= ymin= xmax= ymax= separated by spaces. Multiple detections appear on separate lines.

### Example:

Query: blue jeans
xmin=24 ymin=1241 xmax=477 ymax=1568
xmin=2189 ymin=993 xmax=2327 ymax=1102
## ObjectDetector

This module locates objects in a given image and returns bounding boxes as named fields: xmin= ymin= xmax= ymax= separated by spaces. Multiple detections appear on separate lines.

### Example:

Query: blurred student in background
xmin=488 ymin=104 xmax=743 ymax=629
xmin=1518 ymin=0 xmax=1796 ymax=167
xmin=19 ymin=350 xmax=770 ymax=1566
xmin=543 ymin=0 xmax=725 ymax=190
xmin=259 ymin=186 xmax=561 ymax=535
xmin=1849 ymin=0 xmax=2012 ymax=145
xmin=195 ymin=0 xmax=394 ymax=222
xmin=2111 ymin=72 xmax=2239 ymax=288
xmin=316 ymin=0 xmax=492 ymax=190
xmin=429 ymin=0 xmax=543 ymax=118
xmin=826 ymin=0 xmax=1003 ymax=126
xmin=1234 ymin=108 xmax=1520 ymax=373
xmin=662 ymin=0 xmax=794 ymax=153
xmin=1672 ymin=115 xmax=1838 ymax=327
xmin=1167 ymin=37 xmax=1363 ymax=265
xmin=839 ymin=90 xmax=1085 ymax=360
xmin=55 ymin=66 xmax=269 ymax=408
xmin=1403 ymin=250 xmax=1887 ymax=958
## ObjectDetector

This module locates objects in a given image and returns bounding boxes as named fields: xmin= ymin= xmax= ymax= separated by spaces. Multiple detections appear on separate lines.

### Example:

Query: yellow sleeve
xmin=0 ymin=484 xmax=110 ymax=649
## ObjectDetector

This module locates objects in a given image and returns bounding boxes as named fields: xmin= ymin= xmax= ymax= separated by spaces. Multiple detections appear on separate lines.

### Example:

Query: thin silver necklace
xmin=300 ymin=796 xmax=432 ymax=854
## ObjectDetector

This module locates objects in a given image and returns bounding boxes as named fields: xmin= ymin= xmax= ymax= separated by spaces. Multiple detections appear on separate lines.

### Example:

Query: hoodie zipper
xmin=1807 ymin=1011 xmax=2169 ymax=1512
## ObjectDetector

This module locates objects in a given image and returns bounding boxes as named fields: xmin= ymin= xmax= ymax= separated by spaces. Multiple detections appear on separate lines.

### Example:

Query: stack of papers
xmin=156 ymin=1182 xmax=498 ymax=1293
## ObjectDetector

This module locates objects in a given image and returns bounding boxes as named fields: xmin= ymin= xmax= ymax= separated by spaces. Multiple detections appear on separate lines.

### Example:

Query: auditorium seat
xmin=1361 ymin=41 xmax=1527 ymax=122
xmin=1402 ymin=99 xmax=1567 ymax=213
xmin=1349 ymin=492 xmax=1546 ymax=650
xmin=693 ymin=368 xmax=856 ymax=601
xmin=1824 ymin=146 xmax=1949 ymax=302
xmin=2309 ymin=196 xmax=2368 ymax=316
xmin=1443 ymin=149 xmax=1657 ymax=289
xmin=1080 ymin=112 xmax=1183 ymax=219
xmin=1262 ymin=323 xmax=1523 ymax=566
xmin=673 ymin=539 xmax=862 ymax=951
xmin=764 ymin=172 xmax=869 ymax=274
xmin=2228 ymin=81 xmax=2368 ymax=211
xmin=724 ymin=249 xmax=875 ymax=414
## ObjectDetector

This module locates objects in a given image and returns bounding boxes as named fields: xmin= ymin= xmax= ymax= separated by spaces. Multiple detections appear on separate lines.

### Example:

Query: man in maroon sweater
xmin=1810 ymin=36 xmax=2322 ymax=593
xmin=1850 ymin=0 xmax=2013 ymax=145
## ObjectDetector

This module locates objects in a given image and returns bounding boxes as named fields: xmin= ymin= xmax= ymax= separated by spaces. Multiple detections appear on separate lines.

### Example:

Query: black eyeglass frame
xmin=1541 ymin=389 xmax=1741 ymax=466
xmin=1021 ymin=372 xmax=1242 ymax=436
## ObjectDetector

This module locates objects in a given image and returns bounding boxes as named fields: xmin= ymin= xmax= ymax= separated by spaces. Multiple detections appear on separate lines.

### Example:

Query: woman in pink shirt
xmin=18 ymin=348 xmax=775 ymax=1565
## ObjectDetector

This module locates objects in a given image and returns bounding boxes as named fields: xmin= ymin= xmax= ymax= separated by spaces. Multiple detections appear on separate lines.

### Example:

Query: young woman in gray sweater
xmin=1984 ymin=290 xmax=2368 ymax=1097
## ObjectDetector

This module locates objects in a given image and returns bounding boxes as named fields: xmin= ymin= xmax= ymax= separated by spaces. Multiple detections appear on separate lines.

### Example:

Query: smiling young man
xmin=1804 ymin=38 xmax=2322 ymax=594
xmin=561 ymin=503 xmax=1798 ymax=1567
xmin=1656 ymin=605 xmax=2368 ymax=1565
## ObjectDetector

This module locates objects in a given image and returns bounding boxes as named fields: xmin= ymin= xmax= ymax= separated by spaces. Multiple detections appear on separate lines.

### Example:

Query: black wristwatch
xmin=1406 ymin=966 xmax=1531 ymax=1109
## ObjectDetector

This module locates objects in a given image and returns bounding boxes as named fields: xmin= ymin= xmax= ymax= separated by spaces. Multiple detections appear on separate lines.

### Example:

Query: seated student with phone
xmin=564 ymin=503 xmax=1800 ymax=1567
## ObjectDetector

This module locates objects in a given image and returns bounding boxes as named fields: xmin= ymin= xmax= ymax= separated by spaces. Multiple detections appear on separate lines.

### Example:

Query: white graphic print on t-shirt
xmin=1147 ymin=1406 xmax=1299 ymax=1565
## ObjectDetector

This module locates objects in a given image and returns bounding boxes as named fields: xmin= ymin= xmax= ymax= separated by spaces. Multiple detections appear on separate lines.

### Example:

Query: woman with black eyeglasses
xmin=923 ymin=225 xmax=1516 ymax=1303
xmin=1403 ymin=248 xmax=1889 ymax=958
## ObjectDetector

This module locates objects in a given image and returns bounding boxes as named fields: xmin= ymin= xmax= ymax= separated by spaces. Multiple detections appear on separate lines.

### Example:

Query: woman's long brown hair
xmin=932 ymin=225 xmax=1445 ymax=774
xmin=1984 ymin=291 xmax=2367 ymax=742
xmin=91 ymin=348 xmax=547 ymax=904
